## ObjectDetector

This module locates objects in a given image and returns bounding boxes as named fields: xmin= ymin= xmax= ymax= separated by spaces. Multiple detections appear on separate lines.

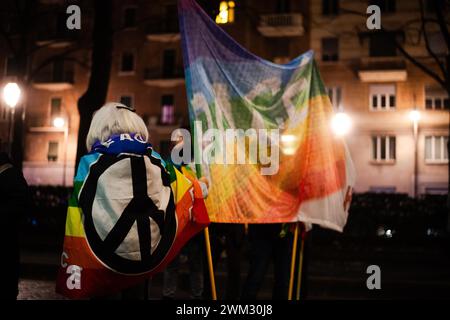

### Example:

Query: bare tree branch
xmin=434 ymin=0 xmax=450 ymax=50
xmin=419 ymin=0 xmax=447 ymax=79
xmin=27 ymin=46 xmax=84 ymax=83
xmin=396 ymin=42 xmax=446 ymax=88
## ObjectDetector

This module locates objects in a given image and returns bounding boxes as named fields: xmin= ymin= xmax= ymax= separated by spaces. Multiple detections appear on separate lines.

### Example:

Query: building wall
xmin=311 ymin=0 xmax=448 ymax=196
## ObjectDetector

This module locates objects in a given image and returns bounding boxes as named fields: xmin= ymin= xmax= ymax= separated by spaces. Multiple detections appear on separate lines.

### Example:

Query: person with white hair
xmin=56 ymin=102 xmax=210 ymax=300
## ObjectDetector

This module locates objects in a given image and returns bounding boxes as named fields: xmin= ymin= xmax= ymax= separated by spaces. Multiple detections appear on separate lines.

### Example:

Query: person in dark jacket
xmin=0 ymin=152 xmax=31 ymax=299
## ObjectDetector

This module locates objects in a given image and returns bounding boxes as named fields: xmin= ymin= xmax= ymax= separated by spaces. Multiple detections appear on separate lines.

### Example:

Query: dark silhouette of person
xmin=241 ymin=223 xmax=293 ymax=300
xmin=0 ymin=152 xmax=31 ymax=299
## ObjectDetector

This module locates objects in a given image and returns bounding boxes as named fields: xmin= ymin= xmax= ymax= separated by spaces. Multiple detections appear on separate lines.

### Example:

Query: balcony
xmin=358 ymin=57 xmax=407 ymax=82
xmin=27 ymin=116 xmax=66 ymax=132
xmin=36 ymin=29 xmax=77 ymax=49
xmin=32 ymin=70 xmax=75 ymax=91
xmin=146 ymin=18 xmax=180 ymax=42
xmin=143 ymin=67 xmax=184 ymax=88
xmin=257 ymin=13 xmax=304 ymax=37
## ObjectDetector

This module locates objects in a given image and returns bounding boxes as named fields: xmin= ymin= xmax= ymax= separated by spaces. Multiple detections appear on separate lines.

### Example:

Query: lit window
xmin=48 ymin=141 xmax=59 ymax=162
xmin=160 ymin=95 xmax=175 ymax=125
xmin=216 ymin=1 xmax=235 ymax=24
xmin=425 ymin=86 xmax=449 ymax=110
xmin=425 ymin=135 xmax=448 ymax=163
xmin=372 ymin=135 xmax=396 ymax=162
xmin=370 ymin=84 xmax=396 ymax=110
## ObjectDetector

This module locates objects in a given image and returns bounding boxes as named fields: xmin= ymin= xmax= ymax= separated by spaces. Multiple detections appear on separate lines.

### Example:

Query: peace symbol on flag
xmin=79 ymin=154 xmax=177 ymax=275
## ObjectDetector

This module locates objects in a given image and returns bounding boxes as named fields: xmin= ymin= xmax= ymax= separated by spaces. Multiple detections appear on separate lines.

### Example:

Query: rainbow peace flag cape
xmin=55 ymin=134 xmax=209 ymax=299
xmin=179 ymin=0 xmax=355 ymax=231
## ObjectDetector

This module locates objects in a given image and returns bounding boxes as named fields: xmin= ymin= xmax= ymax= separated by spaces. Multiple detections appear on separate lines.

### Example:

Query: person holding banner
xmin=162 ymin=131 xmax=205 ymax=300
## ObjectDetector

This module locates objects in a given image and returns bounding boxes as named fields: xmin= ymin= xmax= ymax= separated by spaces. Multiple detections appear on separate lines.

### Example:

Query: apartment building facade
xmin=312 ymin=0 xmax=448 ymax=196
xmin=0 ymin=0 xmax=448 ymax=196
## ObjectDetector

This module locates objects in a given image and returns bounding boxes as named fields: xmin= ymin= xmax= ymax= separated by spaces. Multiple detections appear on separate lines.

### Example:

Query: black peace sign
xmin=79 ymin=154 xmax=177 ymax=275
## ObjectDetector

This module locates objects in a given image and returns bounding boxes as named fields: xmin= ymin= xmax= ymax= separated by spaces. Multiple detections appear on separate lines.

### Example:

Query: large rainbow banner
xmin=179 ymin=0 xmax=355 ymax=231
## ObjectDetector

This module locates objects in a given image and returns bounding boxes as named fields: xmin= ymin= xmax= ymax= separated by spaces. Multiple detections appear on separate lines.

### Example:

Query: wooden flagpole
xmin=295 ymin=234 xmax=305 ymax=300
xmin=287 ymin=222 xmax=299 ymax=300
xmin=204 ymin=227 xmax=217 ymax=300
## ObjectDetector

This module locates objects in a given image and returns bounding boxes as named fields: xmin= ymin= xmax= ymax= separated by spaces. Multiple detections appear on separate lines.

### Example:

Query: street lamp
xmin=2 ymin=82 xmax=21 ymax=155
xmin=331 ymin=112 xmax=352 ymax=136
xmin=410 ymin=109 xmax=420 ymax=198
xmin=53 ymin=115 xmax=68 ymax=187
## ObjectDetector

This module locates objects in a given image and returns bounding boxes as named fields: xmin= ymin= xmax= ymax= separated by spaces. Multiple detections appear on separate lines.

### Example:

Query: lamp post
xmin=409 ymin=109 xmax=420 ymax=198
xmin=2 ymin=83 xmax=21 ymax=156
xmin=53 ymin=115 xmax=68 ymax=187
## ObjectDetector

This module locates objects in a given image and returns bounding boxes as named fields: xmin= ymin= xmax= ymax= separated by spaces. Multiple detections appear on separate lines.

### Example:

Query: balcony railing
xmin=36 ymin=29 xmax=78 ymax=48
xmin=358 ymin=57 xmax=407 ymax=82
xmin=143 ymin=67 xmax=184 ymax=88
xmin=144 ymin=67 xmax=184 ymax=80
xmin=33 ymin=70 xmax=75 ymax=91
xmin=146 ymin=18 xmax=180 ymax=42
xmin=257 ymin=13 xmax=304 ymax=37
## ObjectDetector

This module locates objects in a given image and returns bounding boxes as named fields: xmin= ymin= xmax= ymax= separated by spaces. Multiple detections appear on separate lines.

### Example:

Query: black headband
xmin=116 ymin=105 xmax=136 ymax=112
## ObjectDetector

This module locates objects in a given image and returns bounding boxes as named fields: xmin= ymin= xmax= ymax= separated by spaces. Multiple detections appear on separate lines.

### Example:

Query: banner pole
xmin=288 ymin=222 xmax=299 ymax=300
xmin=295 ymin=234 xmax=305 ymax=300
xmin=192 ymin=131 xmax=216 ymax=300
xmin=204 ymin=227 xmax=217 ymax=300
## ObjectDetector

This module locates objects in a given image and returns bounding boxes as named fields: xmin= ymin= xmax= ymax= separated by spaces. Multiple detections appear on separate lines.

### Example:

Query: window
xmin=50 ymin=97 xmax=62 ymax=118
xmin=216 ymin=1 xmax=235 ymax=24
xmin=163 ymin=49 xmax=176 ymax=77
xmin=327 ymin=86 xmax=342 ymax=110
xmin=123 ymin=7 xmax=137 ymax=28
xmin=48 ymin=141 xmax=59 ymax=162
xmin=369 ymin=0 xmax=396 ymax=13
xmin=276 ymin=0 xmax=291 ymax=13
xmin=370 ymin=84 xmax=396 ymax=110
xmin=5 ymin=56 xmax=19 ymax=76
xmin=160 ymin=95 xmax=175 ymax=125
xmin=425 ymin=136 xmax=448 ymax=163
xmin=372 ymin=135 xmax=396 ymax=162
xmin=369 ymin=32 xmax=397 ymax=57
xmin=120 ymin=95 xmax=133 ymax=108
xmin=321 ymin=37 xmax=338 ymax=61
xmin=120 ymin=52 xmax=135 ymax=73
xmin=424 ymin=0 xmax=437 ymax=13
xmin=322 ymin=0 xmax=339 ymax=15
xmin=425 ymin=86 xmax=449 ymax=110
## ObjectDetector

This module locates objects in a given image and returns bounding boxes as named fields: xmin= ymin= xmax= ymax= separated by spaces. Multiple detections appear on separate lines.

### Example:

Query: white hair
xmin=86 ymin=102 xmax=149 ymax=151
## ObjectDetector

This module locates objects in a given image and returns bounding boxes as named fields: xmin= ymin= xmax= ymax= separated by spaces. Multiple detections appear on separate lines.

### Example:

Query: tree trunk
xmin=75 ymin=0 xmax=114 ymax=168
